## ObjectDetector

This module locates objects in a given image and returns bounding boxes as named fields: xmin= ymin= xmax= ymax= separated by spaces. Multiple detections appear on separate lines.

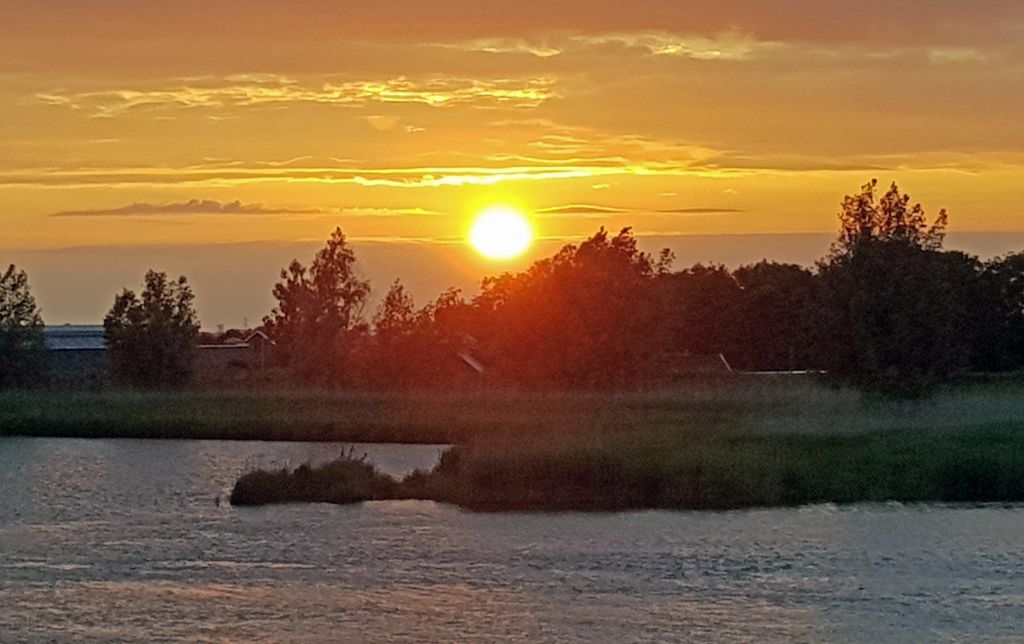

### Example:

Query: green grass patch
xmin=6 ymin=376 xmax=1024 ymax=445
xmin=230 ymin=423 xmax=1024 ymax=511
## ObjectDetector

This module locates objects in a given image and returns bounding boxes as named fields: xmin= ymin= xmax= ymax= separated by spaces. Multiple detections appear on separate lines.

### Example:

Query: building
xmin=43 ymin=325 xmax=109 ymax=385
xmin=43 ymin=325 xmax=274 ymax=385
xmin=194 ymin=331 xmax=275 ymax=376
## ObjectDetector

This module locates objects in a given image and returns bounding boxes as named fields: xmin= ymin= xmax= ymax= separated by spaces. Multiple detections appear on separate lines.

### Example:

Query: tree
xmin=831 ymin=179 xmax=947 ymax=258
xmin=373 ymin=279 xmax=416 ymax=337
xmin=0 ymin=264 xmax=46 ymax=387
xmin=730 ymin=262 xmax=821 ymax=371
xmin=473 ymin=227 xmax=663 ymax=386
xmin=263 ymin=227 xmax=370 ymax=383
xmin=104 ymin=270 xmax=200 ymax=388
xmin=973 ymin=253 xmax=1024 ymax=371
xmin=816 ymin=180 xmax=980 ymax=394
xmin=657 ymin=263 xmax=742 ymax=358
xmin=821 ymin=235 xmax=978 ymax=394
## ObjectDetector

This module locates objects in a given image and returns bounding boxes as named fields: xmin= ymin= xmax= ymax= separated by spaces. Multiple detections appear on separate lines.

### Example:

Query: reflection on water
xmin=2 ymin=437 xmax=1023 ymax=642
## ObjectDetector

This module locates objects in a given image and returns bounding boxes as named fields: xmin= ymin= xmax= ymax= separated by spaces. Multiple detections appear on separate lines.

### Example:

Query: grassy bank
xmin=0 ymin=379 xmax=823 ymax=443
xmin=5 ymin=377 xmax=1024 ymax=444
xmin=231 ymin=424 xmax=1024 ymax=511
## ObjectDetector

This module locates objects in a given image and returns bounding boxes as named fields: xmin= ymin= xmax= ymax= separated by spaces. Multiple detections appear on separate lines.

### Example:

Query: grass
xmin=6 ymin=375 xmax=1024 ymax=444
xmin=0 ymin=378 xmax=815 ymax=443
xmin=230 ymin=423 xmax=1024 ymax=511
xmin=7 ymin=377 xmax=1024 ymax=512
xmin=429 ymin=424 xmax=1024 ymax=510
xmin=230 ymin=448 xmax=399 ymax=505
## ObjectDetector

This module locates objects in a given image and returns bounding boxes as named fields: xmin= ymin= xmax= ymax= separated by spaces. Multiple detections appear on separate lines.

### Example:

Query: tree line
xmin=3 ymin=179 xmax=1024 ymax=394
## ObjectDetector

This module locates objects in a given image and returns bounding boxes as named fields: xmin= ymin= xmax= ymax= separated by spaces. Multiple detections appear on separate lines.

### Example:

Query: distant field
xmin=4 ymin=376 xmax=1024 ymax=444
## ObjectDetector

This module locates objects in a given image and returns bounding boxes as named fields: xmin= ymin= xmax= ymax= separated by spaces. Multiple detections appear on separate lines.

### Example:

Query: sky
xmin=2 ymin=1 xmax=1023 ymax=326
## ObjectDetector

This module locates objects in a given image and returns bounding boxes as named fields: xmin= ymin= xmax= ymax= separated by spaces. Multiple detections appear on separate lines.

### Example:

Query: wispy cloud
xmin=537 ymin=204 xmax=628 ymax=215
xmin=537 ymin=204 xmax=743 ymax=219
xmin=50 ymin=199 xmax=442 ymax=219
xmin=659 ymin=207 xmax=744 ymax=214
xmin=6 ymin=163 xmax=714 ymax=190
xmin=36 ymin=74 xmax=557 ymax=117
xmin=436 ymin=38 xmax=563 ymax=58
xmin=572 ymin=31 xmax=776 ymax=61
xmin=51 ymin=199 xmax=322 ymax=217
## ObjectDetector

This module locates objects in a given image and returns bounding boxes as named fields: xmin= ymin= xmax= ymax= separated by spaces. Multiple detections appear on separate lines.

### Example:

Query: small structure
xmin=194 ymin=330 xmax=276 ymax=378
xmin=43 ymin=325 xmax=276 ymax=385
xmin=43 ymin=325 xmax=109 ymax=385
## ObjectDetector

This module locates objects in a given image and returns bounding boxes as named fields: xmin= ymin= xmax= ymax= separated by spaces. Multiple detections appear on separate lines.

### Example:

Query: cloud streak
xmin=536 ymin=204 xmax=744 ymax=218
xmin=50 ymin=199 xmax=443 ymax=219
xmin=37 ymin=74 xmax=557 ymax=117
xmin=51 ymin=199 xmax=323 ymax=217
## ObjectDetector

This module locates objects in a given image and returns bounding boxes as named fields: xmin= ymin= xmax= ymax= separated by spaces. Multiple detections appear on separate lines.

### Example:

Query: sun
xmin=469 ymin=206 xmax=534 ymax=260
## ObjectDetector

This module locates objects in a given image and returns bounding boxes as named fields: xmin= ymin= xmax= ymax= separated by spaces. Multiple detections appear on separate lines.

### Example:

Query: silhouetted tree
xmin=359 ymin=279 xmax=423 ymax=388
xmin=816 ymin=180 xmax=984 ymax=393
xmin=473 ymin=227 xmax=663 ymax=386
xmin=0 ymin=264 xmax=46 ymax=387
xmin=821 ymin=243 xmax=979 ymax=393
xmin=263 ymin=227 xmax=370 ymax=383
xmin=831 ymin=179 xmax=948 ymax=258
xmin=730 ymin=262 xmax=822 ymax=371
xmin=973 ymin=253 xmax=1024 ymax=371
xmin=104 ymin=270 xmax=200 ymax=388
xmin=373 ymin=279 xmax=416 ymax=336
xmin=657 ymin=264 xmax=742 ymax=358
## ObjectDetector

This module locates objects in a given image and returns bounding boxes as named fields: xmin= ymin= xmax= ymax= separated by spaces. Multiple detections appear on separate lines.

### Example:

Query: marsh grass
xmin=6 ymin=376 xmax=1024 ymax=444
xmin=229 ymin=447 xmax=398 ymax=506
xmin=230 ymin=422 xmax=1024 ymax=511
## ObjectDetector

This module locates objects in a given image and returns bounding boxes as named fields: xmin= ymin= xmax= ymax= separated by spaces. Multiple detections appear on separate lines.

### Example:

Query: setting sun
xmin=469 ymin=206 xmax=534 ymax=260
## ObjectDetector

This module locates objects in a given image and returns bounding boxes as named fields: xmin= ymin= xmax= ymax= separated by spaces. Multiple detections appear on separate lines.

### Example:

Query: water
xmin=2 ymin=438 xmax=1024 ymax=642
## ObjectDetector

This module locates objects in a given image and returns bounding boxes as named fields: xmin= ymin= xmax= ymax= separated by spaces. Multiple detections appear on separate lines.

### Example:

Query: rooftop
xmin=43 ymin=325 xmax=106 ymax=351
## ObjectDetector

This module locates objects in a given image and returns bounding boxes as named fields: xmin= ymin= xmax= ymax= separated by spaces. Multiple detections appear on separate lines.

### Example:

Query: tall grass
xmin=6 ymin=376 xmax=1024 ymax=444
xmin=230 ymin=448 xmax=398 ymax=505
xmin=230 ymin=423 xmax=1024 ymax=511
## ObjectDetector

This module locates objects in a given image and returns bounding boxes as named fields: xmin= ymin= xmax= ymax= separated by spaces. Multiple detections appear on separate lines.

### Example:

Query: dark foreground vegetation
xmin=231 ymin=448 xmax=400 ymax=505
xmin=232 ymin=424 xmax=1024 ymax=511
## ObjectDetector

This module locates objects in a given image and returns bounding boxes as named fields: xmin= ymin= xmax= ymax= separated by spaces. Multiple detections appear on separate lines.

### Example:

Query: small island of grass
xmin=231 ymin=424 xmax=1024 ymax=512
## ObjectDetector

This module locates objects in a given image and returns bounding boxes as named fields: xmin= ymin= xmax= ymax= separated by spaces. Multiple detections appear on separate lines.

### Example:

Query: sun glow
xmin=469 ymin=206 xmax=534 ymax=260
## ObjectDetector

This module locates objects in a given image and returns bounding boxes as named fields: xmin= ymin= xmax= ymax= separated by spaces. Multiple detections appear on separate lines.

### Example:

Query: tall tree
xmin=831 ymin=179 xmax=948 ymax=259
xmin=473 ymin=227 xmax=663 ymax=386
xmin=373 ymin=279 xmax=416 ymax=337
xmin=263 ymin=227 xmax=370 ymax=383
xmin=820 ymin=181 xmax=975 ymax=392
xmin=730 ymin=262 xmax=821 ymax=371
xmin=657 ymin=263 xmax=742 ymax=358
xmin=0 ymin=264 xmax=46 ymax=387
xmin=104 ymin=270 xmax=200 ymax=388
xmin=973 ymin=253 xmax=1024 ymax=371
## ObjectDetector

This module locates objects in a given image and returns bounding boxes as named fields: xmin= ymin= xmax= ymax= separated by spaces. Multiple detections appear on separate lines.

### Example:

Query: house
xmin=193 ymin=330 xmax=276 ymax=377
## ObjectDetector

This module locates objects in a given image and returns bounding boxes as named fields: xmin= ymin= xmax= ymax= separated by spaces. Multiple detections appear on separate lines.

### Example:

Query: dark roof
xmin=43 ymin=325 xmax=106 ymax=351
xmin=244 ymin=330 xmax=275 ymax=345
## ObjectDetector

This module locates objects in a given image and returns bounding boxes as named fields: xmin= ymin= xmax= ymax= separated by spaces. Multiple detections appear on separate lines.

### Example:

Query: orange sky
xmin=2 ymin=1 xmax=1023 ymax=324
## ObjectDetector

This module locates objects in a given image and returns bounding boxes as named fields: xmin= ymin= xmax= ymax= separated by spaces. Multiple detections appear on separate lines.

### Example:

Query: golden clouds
xmin=35 ymin=75 xmax=557 ymax=117
xmin=3 ymin=1 xmax=1024 ymax=260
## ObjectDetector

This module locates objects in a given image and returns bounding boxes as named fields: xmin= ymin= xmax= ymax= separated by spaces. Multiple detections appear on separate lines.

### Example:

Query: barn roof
xmin=43 ymin=325 xmax=106 ymax=351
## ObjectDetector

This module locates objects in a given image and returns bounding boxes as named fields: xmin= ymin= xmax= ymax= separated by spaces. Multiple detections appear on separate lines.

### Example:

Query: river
xmin=1 ymin=437 xmax=1022 ymax=642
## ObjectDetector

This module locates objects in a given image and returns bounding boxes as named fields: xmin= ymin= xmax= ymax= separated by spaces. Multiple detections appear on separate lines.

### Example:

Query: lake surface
xmin=1 ymin=438 xmax=1023 ymax=642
